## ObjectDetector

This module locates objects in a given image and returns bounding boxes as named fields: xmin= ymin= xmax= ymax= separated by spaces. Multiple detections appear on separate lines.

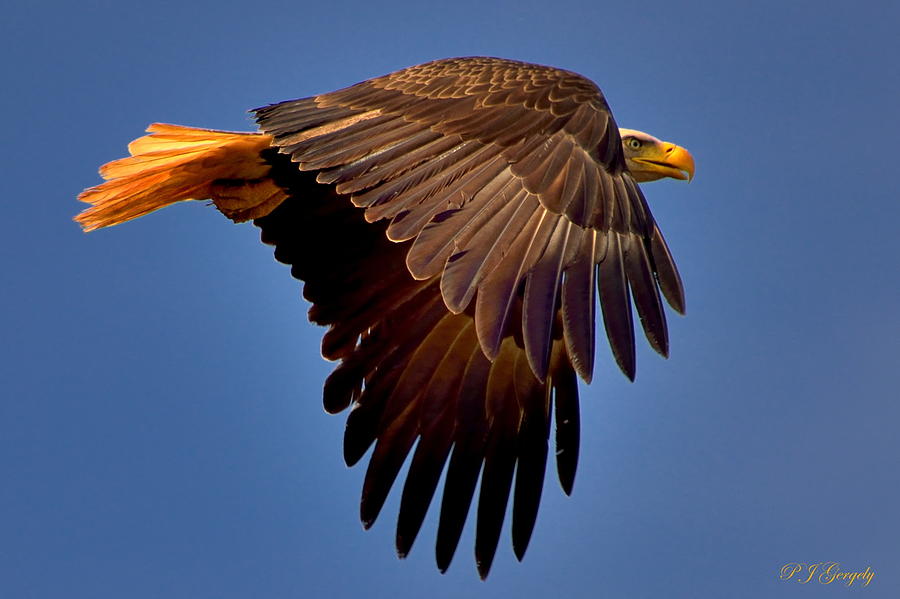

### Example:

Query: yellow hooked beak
xmin=633 ymin=142 xmax=695 ymax=182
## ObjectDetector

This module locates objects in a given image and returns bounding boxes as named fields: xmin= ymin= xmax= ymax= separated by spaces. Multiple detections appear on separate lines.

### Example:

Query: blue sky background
xmin=1 ymin=1 xmax=898 ymax=597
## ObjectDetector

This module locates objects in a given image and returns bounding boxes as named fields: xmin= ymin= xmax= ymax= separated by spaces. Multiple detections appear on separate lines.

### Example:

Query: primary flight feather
xmin=76 ymin=56 xmax=695 ymax=578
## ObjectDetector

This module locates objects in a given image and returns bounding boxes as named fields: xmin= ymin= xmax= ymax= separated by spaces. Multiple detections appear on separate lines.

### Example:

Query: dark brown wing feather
xmin=252 ymin=57 xmax=683 ymax=576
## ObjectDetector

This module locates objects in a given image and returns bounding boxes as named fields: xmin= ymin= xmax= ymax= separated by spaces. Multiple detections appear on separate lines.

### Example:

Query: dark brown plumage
xmin=76 ymin=56 xmax=693 ymax=578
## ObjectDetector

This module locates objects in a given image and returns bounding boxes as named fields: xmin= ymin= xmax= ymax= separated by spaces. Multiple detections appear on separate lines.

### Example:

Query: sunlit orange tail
xmin=76 ymin=123 xmax=286 ymax=231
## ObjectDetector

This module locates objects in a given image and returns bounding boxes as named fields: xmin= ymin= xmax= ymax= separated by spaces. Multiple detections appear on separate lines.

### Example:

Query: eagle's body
xmin=76 ymin=57 xmax=694 ymax=578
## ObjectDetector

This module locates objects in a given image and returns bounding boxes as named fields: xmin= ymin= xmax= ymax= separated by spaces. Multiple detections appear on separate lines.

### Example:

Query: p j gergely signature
xmin=780 ymin=562 xmax=874 ymax=587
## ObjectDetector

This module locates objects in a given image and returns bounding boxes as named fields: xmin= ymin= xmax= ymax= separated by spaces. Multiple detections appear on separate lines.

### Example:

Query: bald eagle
xmin=76 ymin=57 xmax=695 ymax=578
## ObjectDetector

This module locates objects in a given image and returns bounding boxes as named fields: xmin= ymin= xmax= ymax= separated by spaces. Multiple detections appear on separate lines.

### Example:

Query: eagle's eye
xmin=626 ymin=137 xmax=642 ymax=151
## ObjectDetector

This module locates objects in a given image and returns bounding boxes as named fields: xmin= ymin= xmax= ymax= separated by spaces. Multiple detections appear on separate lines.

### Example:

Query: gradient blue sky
xmin=2 ymin=1 xmax=898 ymax=597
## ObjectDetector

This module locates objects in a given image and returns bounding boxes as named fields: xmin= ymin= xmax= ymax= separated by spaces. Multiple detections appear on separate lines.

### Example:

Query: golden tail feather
xmin=75 ymin=123 xmax=285 ymax=231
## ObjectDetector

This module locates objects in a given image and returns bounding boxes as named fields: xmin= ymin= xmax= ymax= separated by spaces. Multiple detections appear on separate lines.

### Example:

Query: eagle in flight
xmin=76 ymin=57 xmax=695 ymax=578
